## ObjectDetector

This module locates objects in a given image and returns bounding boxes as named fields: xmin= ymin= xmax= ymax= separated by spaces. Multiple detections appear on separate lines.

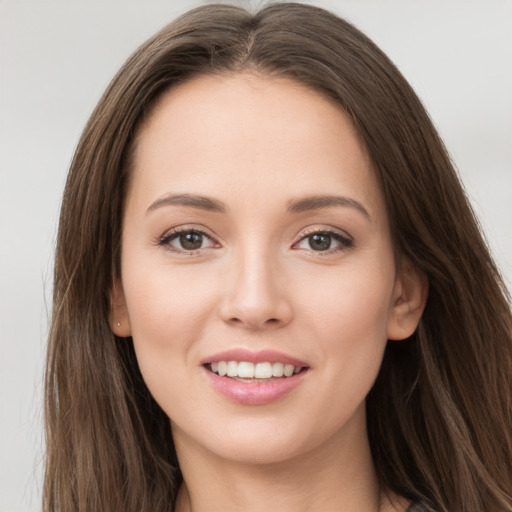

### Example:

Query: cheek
xmin=297 ymin=256 xmax=395 ymax=394
xmin=120 ymin=276 xmax=212 ymax=447
xmin=302 ymin=259 xmax=394 ymax=343
xmin=124 ymin=248 xmax=218 ymax=327
xmin=121 ymin=255 xmax=219 ymax=387
xmin=292 ymin=261 xmax=394 ymax=432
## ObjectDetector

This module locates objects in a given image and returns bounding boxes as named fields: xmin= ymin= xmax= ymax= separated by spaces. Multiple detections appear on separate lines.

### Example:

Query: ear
xmin=109 ymin=278 xmax=132 ymax=337
xmin=387 ymin=258 xmax=428 ymax=341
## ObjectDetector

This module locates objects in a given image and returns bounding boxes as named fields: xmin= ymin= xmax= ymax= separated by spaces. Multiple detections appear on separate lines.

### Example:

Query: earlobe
xmin=109 ymin=278 xmax=132 ymax=337
xmin=387 ymin=258 xmax=428 ymax=341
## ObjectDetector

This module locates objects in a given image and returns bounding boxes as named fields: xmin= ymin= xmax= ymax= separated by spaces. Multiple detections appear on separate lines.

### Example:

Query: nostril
xmin=228 ymin=317 xmax=280 ymax=328
xmin=228 ymin=317 xmax=264 ymax=329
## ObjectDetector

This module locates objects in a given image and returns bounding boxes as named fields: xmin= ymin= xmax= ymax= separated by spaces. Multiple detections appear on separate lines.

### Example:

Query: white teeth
xmin=209 ymin=360 xmax=305 ymax=379
xmin=272 ymin=362 xmax=284 ymax=377
xmin=255 ymin=362 xmax=273 ymax=378
xmin=238 ymin=361 xmax=255 ymax=378
xmin=217 ymin=361 xmax=227 ymax=376
xmin=284 ymin=364 xmax=294 ymax=377
xmin=227 ymin=361 xmax=238 ymax=377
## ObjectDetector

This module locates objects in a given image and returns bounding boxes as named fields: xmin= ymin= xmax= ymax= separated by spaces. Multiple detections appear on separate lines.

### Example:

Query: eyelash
xmin=293 ymin=227 xmax=353 ymax=254
xmin=158 ymin=227 xmax=218 ymax=254
xmin=158 ymin=226 xmax=353 ymax=255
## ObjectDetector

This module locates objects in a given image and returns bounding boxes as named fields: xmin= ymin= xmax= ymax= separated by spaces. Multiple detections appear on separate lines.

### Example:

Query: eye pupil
xmin=309 ymin=234 xmax=331 ymax=251
xmin=180 ymin=232 xmax=203 ymax=250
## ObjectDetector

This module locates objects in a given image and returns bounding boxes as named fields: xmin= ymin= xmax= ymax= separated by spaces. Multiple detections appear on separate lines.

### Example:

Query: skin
xmin=112 ymin=73 xmax=427 ymax=512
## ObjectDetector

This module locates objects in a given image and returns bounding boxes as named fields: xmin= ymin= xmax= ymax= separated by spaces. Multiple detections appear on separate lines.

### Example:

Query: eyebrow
xmin=147 ymin=192 xmax=370 ymax=220
xmin=147 ymin=193 xmax=227 ymax=214
xmin=287 ymin=195 xmax=371 ymax=220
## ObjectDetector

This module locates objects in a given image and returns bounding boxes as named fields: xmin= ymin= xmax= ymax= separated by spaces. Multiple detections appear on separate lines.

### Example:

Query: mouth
xmin=205 ymin=361 xmax=308 ymax=382
xmin=202 ymin=350 xmax=310 ymax=405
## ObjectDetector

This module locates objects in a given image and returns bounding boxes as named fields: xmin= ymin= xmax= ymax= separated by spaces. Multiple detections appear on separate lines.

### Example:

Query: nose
xmin=219 ymin=246 xmax=293 ymax=331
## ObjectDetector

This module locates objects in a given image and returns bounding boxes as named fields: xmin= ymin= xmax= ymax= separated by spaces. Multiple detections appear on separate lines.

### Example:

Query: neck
xmin=172 ymin=409 xmax=404 ymax=512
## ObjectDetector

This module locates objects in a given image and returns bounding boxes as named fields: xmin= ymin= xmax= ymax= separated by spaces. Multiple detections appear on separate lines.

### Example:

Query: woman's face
xmin=114 ymin=73 xmax=424 ymax=464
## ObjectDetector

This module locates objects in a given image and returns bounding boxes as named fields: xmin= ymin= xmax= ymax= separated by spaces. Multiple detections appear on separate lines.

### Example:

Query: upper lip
xmin=201 ymin=348 xmax=309 ymax=367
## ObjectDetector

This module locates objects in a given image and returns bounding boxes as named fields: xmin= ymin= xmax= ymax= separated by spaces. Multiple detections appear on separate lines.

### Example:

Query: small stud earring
xmin=117 ymin=321 xmax=121 ymax=327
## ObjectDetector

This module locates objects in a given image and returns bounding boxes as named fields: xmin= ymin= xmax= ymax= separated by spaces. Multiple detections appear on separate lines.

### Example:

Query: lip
xmin=200 ymin=348 xmax=309 ymax=367
xmin=203 ymin=366 xmax=310 ymax=405
xmin=200 ymin=348 xmax=310 ymax=406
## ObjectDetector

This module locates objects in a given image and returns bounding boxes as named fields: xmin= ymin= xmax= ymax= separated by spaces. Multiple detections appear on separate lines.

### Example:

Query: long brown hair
xmin=44 ymin=3 xmax=512 ymax=511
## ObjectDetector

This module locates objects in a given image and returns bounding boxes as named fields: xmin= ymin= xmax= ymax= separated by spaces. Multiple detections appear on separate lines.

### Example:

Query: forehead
xmin=129 ymin=73 xmax=385 ymax=221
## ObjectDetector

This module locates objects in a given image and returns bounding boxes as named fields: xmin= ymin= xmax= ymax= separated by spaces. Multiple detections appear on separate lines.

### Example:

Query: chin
xmin=173 ymin=411 xmax=353 ymax=467
xmin=208 ymin=431 xmax=310 ymax=465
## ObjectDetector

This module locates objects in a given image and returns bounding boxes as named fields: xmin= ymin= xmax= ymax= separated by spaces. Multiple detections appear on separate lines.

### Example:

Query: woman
xmin=44 ymin=3 xmax=512 ymax=511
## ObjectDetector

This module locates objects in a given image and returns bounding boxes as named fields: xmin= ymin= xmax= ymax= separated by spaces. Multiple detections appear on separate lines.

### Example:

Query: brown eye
xmin=160 ymin=228 xmax=217 ymax=252
xmin=294 ymin=229 xmax=353 ymax=253
xmin=308 ymin=233 xmax=332 ymax=251
xmin=179 ymin=231 xmax=204 ymax=250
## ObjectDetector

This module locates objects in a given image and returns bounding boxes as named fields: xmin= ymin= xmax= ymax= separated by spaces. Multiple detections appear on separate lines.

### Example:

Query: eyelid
xmin=158 ymin=225 xmax=221 ymax=253
xmin=298 ymin=225 xmax=352 ymax=239
xmin=156 ymin=224 xmax=352 ymax=254
xmin=292 ymin=225 xmax=353 ymax=253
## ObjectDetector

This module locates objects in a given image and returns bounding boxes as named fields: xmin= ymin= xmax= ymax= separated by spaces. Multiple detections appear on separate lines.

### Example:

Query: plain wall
xmin=1 ymin=1 xmax=511 ymax=510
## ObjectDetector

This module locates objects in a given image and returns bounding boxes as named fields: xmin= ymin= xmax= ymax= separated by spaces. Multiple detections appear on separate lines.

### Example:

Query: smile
xmin=202 ymin=350 xmax=310 ymax=405
xmin=208 ymin=361 xmax=304 ymax=379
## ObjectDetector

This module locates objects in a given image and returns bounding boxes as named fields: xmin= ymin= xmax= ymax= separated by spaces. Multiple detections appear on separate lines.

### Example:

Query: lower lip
xmin=203 ymin=367 xmax=309 ymax=405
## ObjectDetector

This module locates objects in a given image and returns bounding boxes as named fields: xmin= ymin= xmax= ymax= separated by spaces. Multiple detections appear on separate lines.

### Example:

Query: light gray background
xmin=1 ymin=1 xmax=511 ymax=511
